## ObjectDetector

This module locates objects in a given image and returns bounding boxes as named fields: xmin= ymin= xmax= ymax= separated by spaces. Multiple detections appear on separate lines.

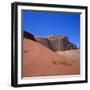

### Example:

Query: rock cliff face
xmin=35 ymin=36 xmax=77 ymax=51
xmin=24 ymin=31 xmax=36 ymax=41
xmin=23 ymin=31 xmax=77 ymax=51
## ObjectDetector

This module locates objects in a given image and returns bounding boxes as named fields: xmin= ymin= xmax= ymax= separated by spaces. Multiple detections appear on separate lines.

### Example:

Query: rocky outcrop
xmin=23 ymin=31 xmax=77 ymax=51
xmin=24 ymin=31 xmax=36 ymax=41
xmin=35 ymin=36 xmax=77 ymax=51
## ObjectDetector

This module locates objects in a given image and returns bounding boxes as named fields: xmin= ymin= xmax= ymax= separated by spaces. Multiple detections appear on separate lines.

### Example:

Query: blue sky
xmin=22 ymin=11 xmax=80 ymax=48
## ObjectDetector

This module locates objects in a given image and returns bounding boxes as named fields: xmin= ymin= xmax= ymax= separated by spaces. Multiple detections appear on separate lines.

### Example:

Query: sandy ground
xmin=56 ymin=49 xmax=80 ymax=61
xmin=23 ymin=38 xmax=80 ymax=77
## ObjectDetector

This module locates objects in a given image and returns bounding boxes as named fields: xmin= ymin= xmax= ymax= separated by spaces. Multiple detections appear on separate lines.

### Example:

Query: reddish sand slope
xmin=56 ymin=49 xmax=80 ymax=61
xmin=56 ymin=49 xmax=80 ymax=75
xmin=23 ymin=38 xmax=80 ymax=77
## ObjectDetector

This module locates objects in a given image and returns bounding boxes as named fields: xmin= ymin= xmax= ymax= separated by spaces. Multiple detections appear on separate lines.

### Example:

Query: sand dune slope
xmin=56 ymin=49 xmax=80 ymax=61
xmin=23 ymin=39 xmax=80 ymax=77
xmin=56 ymin=49 xmax=80 ymax=75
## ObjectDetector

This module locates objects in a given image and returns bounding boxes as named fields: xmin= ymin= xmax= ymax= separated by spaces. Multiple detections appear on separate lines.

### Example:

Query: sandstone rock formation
xmin=24 ymin=31 xmax=36 ymax=41
xmin=23 ymin=31 xmax=77 ymax=51
xmin=35 ymin=36 xmax=77 ymax=51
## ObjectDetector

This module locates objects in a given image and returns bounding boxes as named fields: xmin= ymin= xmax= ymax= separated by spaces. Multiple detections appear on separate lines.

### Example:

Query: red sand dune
xmin=56 ymin=49 xmax=80 ymax=61
xmin=23 ymin=38 xmax=80 ymax=77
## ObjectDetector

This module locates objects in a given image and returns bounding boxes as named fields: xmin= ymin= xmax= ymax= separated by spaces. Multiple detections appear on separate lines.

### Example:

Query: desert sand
xmin=56 ymin=49 xmax=80 ymax=61
xmin=23 ymin=38 xmax=80 ymax=77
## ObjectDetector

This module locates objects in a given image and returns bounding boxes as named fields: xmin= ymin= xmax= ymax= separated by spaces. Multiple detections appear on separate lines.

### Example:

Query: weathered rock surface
xmin=35 ymin=36 xmax=77 ymax=51
xmin=23 ymin=31 xmax=77 ymax=51
xmin=24 ymin=31 xmax=36 ymax=41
